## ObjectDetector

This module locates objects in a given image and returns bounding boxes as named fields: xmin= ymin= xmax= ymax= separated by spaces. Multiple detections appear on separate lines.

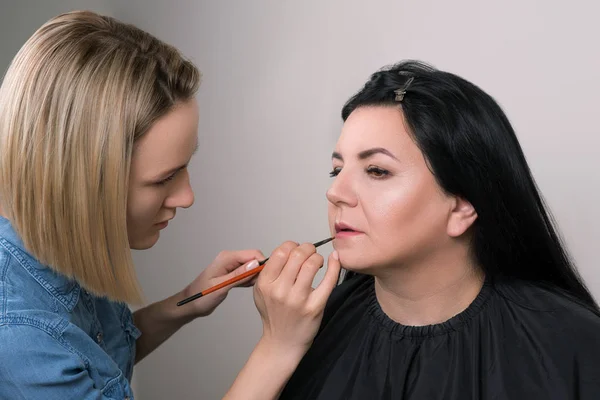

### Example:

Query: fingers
xmin=218 ymin=260 xmax=261 ymax=288
xmin=259 ymin=241 xmax=298 ymax=282
xmin=237 ymin=273 xmax=259 ymax=288
xmin=294 ymin=252 xmax=324 ymax=292
xmin=278 ymin=243 xmax=317 ymax=286
xmin=214 ymin=249 xmax=266 ymax=273
xmin=202 ymin=250 xmax=264 ymax=295
xmin=311 ymin=251 xmax=341 ymax=306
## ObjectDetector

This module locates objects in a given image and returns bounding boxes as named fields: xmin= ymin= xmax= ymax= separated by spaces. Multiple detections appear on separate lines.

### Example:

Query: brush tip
xmin=314 ymin=237 xmax=334 ymax=247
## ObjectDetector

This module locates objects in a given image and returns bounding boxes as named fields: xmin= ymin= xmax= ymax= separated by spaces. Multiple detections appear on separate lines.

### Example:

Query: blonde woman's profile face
xmin=127 ymin=98 xmax=199 ymax=249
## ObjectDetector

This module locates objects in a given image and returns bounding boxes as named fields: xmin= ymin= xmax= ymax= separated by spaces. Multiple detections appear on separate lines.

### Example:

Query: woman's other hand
xmin=253 ymin=241 xmax=341 ymax=356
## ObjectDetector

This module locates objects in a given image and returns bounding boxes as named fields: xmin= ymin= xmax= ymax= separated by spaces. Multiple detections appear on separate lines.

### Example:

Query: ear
xmin=447 ymin=196 xmax=477 ymax=237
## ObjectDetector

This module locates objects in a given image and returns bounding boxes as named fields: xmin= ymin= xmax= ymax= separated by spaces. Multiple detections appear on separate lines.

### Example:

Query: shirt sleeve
xmin=0 ymin=323 xmax=120 ymax=400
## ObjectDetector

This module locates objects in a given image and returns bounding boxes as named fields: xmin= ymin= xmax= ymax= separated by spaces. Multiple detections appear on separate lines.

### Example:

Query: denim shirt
xmin=0 ymin=217 xmax=142 ymax=399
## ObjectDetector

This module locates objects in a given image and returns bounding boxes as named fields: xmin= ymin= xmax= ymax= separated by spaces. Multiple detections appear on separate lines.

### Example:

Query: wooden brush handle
xmin=202 ymin=264 xmax=265 ymax=296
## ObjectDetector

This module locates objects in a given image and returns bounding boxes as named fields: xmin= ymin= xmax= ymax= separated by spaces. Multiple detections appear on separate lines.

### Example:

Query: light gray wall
xmin=0 ymin=0 xmax=114 ymax=77
xmin=3 ymin=1 xmax=599 ymax=399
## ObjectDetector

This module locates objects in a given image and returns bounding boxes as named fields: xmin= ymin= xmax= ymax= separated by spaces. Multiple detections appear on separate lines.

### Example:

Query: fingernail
xmin=332 ymin=251 xmax=339 ymax=260
xmin=246 ymin=260 xmax=259 ymax=270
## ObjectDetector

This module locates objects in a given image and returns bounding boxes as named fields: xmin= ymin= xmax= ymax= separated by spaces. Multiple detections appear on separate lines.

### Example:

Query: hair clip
xmin=394 ymin=76 xmax=414 ymax=102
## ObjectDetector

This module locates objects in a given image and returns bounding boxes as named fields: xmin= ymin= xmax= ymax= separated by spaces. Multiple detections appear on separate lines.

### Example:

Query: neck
xmin=374 ymin=247 xmax=484 ymax=327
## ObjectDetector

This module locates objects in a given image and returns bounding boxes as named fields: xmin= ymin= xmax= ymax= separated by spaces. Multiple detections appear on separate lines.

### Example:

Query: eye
xmin=329 ymin=166 xmax=341 ymax=177
xmin=367 ymin=166 xmax=390 ymax=178
xmin=155 ymin=172 xmax=178 ymax=186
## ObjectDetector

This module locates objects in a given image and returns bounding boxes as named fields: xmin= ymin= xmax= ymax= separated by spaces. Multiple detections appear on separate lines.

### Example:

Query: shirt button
xmin=96 ymin=332 xmax=103 ymax=343
xmin=125 ymin=397 xmax=130 ymax=400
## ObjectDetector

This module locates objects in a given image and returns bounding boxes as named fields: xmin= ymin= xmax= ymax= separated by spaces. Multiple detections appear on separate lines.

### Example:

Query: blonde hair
xmin=0 ymin=10 xmax=201 ymax=304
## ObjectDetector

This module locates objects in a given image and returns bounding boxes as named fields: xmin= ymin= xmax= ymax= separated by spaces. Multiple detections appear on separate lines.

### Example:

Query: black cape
xmin=280 ymin=274 xmax=600 ymax=399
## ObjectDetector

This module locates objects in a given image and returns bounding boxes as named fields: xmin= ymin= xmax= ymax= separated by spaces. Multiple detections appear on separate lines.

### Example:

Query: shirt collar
xmin=0 ymin=216 xmax=80 ymax=311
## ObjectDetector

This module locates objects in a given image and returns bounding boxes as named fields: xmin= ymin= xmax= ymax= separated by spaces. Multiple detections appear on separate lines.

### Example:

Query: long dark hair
xmin=340 ymin=60 xmax=599 ymax=314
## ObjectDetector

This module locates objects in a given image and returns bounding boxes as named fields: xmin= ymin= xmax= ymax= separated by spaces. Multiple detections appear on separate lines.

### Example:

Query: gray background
xmin=2 ymin=1 xmax=598 ymax=398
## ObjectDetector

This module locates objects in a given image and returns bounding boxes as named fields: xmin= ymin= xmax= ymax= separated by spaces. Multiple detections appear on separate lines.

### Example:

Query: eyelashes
xmin=156 ymin=172 xmax=178 ymax=186
xmin=367 ymin=166 xmax=390 ymax=178
xmin=329 ymin=166 xmax=391 ymax=179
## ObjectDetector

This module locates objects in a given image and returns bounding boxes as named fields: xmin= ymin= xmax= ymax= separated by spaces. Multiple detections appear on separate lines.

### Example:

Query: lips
xmin=156 ymin=214 xmax=175 ymax=225
xmin=155 ymin=220 xmax=169 ymax=229
xmin=155 ymin=216 xmax=174 ymax=228
xmin=334 ymin=222 xmax=362 ymax=234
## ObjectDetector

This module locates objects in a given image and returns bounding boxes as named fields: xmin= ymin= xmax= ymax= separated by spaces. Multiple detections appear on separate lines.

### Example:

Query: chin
xmin=336 ymin=250 xmax=371 ymax=272
xmin=335 ymin=246 xmax=395 ymax=274
xmin=129 ymin=232 xmax=160 ymax=250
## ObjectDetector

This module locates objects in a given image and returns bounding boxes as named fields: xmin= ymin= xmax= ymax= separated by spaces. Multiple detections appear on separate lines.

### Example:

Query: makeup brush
xmin=176 ymin=237 xmax=334 ymax=306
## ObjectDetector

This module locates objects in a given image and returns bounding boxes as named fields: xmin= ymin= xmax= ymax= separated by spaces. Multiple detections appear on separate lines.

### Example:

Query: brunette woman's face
xmin=326 ymin=106 xmax=477 ymax=272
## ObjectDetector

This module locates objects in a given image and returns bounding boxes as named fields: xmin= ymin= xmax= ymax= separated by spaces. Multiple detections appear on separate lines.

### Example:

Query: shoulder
xmin=0 ymin=315 xmax=90 ymax=366
xmin=494 ymin=279 xmax=600 ymax=331
xmin=493 ymin=279 xmax=600 ymax=382
xmin=0 ymin=319 xmax=89 ymax=396
xmin=0 ymin=234 xmax=81 ymax=317
xmin=0 ymin=316 xmax=134 ymax=399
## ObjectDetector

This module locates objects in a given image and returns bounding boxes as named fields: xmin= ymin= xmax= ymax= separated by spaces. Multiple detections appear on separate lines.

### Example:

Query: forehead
xmin=132 ymin=99 xmax=199 ymax=168
xmin=337 ymin=106 xmax=413 ymax=153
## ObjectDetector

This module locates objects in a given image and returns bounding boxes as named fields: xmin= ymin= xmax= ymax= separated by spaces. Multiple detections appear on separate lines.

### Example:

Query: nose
xmin=326 ymin=168 xmax=357 ymax=207
xmin=165 ymin=169 xmax=195 ymax=209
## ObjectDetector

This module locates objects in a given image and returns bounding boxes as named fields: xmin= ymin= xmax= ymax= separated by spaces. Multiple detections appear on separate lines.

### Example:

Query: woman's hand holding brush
xmin=224 ymin=241 xmax=341 ymax=400
xmin=254 ymin=241 xmax=340 ymax=355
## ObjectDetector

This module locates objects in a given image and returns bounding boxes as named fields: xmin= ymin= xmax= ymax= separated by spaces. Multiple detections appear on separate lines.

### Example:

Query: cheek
xmin=127 ymin=186 xmax=165 ymax=232
xmin=363 ymin=186 xmax=412 ymax=235
xmin=364 ymin=176 xmax=448 ymax=243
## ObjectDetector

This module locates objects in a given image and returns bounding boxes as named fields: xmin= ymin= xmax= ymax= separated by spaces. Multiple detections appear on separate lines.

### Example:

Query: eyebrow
xmin=331 ymin=147 xmax=399 ymax=161
xmin=153 ymin=143 xmax=200 ymax=181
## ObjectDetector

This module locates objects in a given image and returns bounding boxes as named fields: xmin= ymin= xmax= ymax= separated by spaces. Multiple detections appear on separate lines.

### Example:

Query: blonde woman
xmin=0 ymin=10 xmax=340 ymax=399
